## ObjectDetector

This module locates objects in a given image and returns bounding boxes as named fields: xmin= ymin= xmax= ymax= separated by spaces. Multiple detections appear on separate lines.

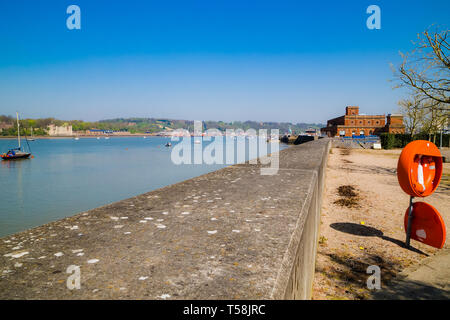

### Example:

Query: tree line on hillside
xmin=0 ymin=115 xmax=324 ymax=136
xmin=99 ymin=118 xmax=324 ymax=134
xmin=0 ymin=116 xmax=53 ymax=136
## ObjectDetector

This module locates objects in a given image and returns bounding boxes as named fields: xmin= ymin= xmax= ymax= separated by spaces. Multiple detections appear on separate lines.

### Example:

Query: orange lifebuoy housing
xmin=403 ymin=202 xmax=446 ymax=249
xmin=397 ymin=140 xmax=443 ymax=197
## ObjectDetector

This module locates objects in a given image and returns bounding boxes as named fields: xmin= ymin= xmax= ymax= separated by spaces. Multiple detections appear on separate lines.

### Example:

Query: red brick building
xmin=321 ymin=106 xmax=405 ymax=137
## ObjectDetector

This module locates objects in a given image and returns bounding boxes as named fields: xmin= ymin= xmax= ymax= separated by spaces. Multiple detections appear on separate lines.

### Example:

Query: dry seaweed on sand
xmin=339 ymin=148 xmax=352 ymax=156
xmin=334 ymin=197 xmax=359 ymax=208
xmin=334 ymin=185 xmax=360 ymax=207
xmin=337 ymin=185 xmax=358 ymax=197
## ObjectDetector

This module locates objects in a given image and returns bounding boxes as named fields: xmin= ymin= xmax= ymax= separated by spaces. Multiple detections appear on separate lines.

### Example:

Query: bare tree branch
xmin=393 ymin=27 xmax=450 ymax=105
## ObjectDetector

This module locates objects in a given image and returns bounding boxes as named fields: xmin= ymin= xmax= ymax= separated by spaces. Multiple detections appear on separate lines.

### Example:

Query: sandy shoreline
xmin=312 ymin=147 xmax=450 ymax=299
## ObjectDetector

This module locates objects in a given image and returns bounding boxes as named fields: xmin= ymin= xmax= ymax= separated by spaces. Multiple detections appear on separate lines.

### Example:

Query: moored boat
xmin=1 ymin=148 xmax=31 ymax=160
xmin=1 ymin=112 xmax=32 ymax=160
xmin=28 ymin=126 xmax=36 ymax=141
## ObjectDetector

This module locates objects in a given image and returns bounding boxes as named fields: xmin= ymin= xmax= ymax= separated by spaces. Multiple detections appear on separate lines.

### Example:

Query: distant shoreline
xmin=0 ymin=134 xmax=164 ymax=140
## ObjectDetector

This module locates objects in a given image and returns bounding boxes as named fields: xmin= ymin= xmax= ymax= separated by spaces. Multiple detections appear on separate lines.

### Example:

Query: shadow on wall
xmin=330 ymin=222 xmax=428 ymax=256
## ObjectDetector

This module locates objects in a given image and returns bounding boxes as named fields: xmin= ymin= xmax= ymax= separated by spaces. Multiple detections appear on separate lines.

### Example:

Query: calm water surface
xmin=0 ymin=136 xmax=286 ymax=237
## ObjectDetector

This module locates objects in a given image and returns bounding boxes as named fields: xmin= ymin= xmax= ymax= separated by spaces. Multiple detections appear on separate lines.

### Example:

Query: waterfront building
xmin=0 ymin=122 xmax=13 ymax=132
xmin=77 ymin=129 xmax=129 ymax=136
xmin=320 ymin=106 xmax=405 ymax=137
xmin=47 ymin=123 xmax=73 ymax=136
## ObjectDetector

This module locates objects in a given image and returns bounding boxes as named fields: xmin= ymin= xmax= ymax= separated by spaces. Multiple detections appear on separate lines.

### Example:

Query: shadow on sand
xmin=320 ymin=223 xmax=446 ymax=299
xmin=372 ymin=278 xmax=450 ymax=300
xmin=330 ymin=222 xmax=428 ymax=256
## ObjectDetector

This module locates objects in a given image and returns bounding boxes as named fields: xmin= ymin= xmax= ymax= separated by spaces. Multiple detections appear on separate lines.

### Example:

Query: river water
xmin=0 ymin=136 xmax=285 ymax=237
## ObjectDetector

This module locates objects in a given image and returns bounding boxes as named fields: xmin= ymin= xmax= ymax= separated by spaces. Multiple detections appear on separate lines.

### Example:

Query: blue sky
xmin=0 ymin=0 xmax=448 ymax=123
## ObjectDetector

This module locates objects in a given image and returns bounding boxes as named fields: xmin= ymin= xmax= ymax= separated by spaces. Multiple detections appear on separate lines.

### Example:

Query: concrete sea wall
xmin=271 ymin=138 xmax=330 ymax=299
xmin=0 ymin=138 xmax=331 ymax=299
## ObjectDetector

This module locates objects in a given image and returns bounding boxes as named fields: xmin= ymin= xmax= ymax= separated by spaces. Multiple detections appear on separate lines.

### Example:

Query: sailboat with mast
xmin=1 ymin=112 xmax=32 ymax=160
xmin=28 ymin=126 xmax=36 ymax=141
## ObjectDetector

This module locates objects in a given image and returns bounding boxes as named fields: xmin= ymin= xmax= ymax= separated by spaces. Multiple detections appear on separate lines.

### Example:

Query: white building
xmin=47 ymin=124 xmax=73 ymax=136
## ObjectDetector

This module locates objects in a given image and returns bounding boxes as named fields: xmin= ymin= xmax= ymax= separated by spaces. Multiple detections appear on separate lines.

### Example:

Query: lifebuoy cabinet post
xmin=397 ymin=140 xmax=443 ymax=197
xmin=397 ymin=140 xmax=445 ymax=249
xmin=403 ymin=202 xmax=446 ymax=249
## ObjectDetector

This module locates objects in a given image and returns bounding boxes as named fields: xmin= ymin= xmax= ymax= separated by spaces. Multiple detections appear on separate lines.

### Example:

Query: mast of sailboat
xmin=16 ymin=112 xmax=21 ymax=149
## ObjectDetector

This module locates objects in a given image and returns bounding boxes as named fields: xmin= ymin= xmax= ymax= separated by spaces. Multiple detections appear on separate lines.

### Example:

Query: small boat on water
xmin=28 ymin=127 xmax=36 ymax=141
xmin=1 ymin=148 xmax=31 ymax=160
xmin=74 ymin=137 xmax=80 ymax=140
xmin=165 ymin=142 xmax=172 ymax=147
xmin=267 ymin=134 xmax=279 ymax=143
xmin=1 ymin=113 xmax=32 ymax=160
xmin=194 ymin=139 xmax=201 ymax=144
